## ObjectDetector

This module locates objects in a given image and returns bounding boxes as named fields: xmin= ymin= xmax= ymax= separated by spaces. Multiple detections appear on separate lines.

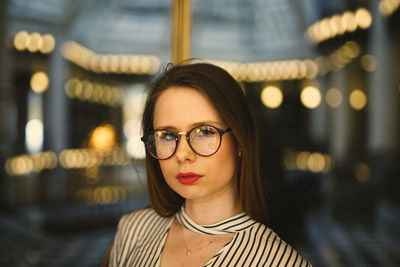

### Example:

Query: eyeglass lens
xmin=146 ymin=125 xmax=221 ymax=159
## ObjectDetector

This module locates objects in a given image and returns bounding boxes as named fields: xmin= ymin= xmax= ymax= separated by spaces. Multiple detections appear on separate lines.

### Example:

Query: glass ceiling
xmin=8 ymin=0 xmax=317 ymax=63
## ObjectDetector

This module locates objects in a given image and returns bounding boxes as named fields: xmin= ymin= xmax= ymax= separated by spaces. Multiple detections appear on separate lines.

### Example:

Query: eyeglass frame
xmin=141 ymin=125 xmax=232 ymax=160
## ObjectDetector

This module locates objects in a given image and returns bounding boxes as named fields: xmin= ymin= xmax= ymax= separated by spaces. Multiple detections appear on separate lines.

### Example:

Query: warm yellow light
xmin=139 ymin=56 xmax=152 ymax=74
xmin=319 ymin=18 xmax=332 ymax=39
xmin=330 ymin=15 xmax=345 ymax=35
xmin=40 ymin=34 xmax=55 ymax=54
xmin=246 ymin=64 xmax=258 ymax=82
xmin=110 ymin=55 xmax=120 ymax=73
xmin=30 ymin=71 xmax=49 ymax=93
xmin=60 ymin=148 xmax=97 ymax=169
xmin=296 ymin=152 xmax=310 ymax=170
xmin=5 ymin=151 xmax=58 ymax=176
xmin=74 ymin=80 xmax=83 ymax=98
xmin=129 ymin=56 xmax=139 ymax=73
xmin=89 ymin=54 xmax=101 ymax=73
xmin=325 ymin=88 xmax=343 ymax=108
xmin=42 ymin=151 xmax=58 ymax=169
xmin=65 ymin=78 xmax=77 ymax=98
xmin=349 ymin=89 xmax=367 ymax=110
xmin=344 ymin=41 xmax=360 ymax=58
xmin=341 ymin=12 xmax=357 ymax=32
xmin=327 ymin=17 xmax=338 ymax=37
xmin=379 ymin=0 xmax=400 ymax=16
xmin=13 ymin=156 xmax=34 ymax=175
xmin=305 ymin=60 xmax=319 ymax=79
xmin=99 ymin=56 xmax=110 ymax=73
xmin=120 ymin=56 xmax=130 ymax=73
xmin=360 ymin=54 xmax=377 ymax=72
xmin=82 ymin=80 xmax=93 ymax=101
xmin=354 ymin=162 xmax=370 ymax=182
xmin=149 ymin=56 xmax=161 ymax=73
xmin=355 ymin=8 xmax=373 ymax=29
xmin=62 ymin=41 xmax=93 ymax=70
xmin=336 ymin=49 xmax=351 ymax=64
xmin=288 ymin=60 xmax=299 ymax=79
xmin=283 ymin=151 xmax=297 ymax=170
xmin=306 ymin=26 xmax=315 ymax=42
xmin=301 ymin=86 xmax=321 ymax=109
xmin=379 ymin=1 xmax=393 ymax=16
xmin=323 ymin=155 xmax=333 ymax=173
xmin=261 ymin=85 xmax=283 ymax=109
xmin=298 ymin=61 xmax=308 ymax=78
xmin=89 ymin=124 xmax=117 ymax=151
xmin=93 ymin=83 xmax=104 ymax=102
xmin=14 ymin=31 xmax=29 ymax=51
xmin=310 ymin=24 xmax=322 ymax=43
xmin=307 ymin=153 xmax=326 ymax=173
xmin=27 ymin=32 xmax=43 ymax=53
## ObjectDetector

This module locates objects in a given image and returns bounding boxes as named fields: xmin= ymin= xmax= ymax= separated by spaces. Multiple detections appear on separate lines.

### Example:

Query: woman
xmin=109 ymin=62 xmax=311 ymax=266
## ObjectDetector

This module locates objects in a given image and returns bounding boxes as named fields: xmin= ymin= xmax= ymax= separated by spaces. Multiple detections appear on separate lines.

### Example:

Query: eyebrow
xmin=154 ymin=121 xmax=223 ymax=131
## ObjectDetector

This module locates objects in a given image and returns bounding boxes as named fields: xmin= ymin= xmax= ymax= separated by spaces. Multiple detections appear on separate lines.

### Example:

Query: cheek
xmin=213 ymin=138 xmax=237 ymax=173
xmin=159 ymin=160 xmax=172 ymax=178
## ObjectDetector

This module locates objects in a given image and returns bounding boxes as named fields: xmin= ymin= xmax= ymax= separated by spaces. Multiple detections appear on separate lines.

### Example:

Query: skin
xmin=153 ymin=86 xmax=242 ymax=266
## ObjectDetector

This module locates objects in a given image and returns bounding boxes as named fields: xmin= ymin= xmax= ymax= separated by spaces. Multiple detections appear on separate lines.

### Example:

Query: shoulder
xmin=243 ymin=222 xmax=311 ymax=266
xmin=117 ymin=207 xmax=167 ymax=235
xmin=119 ymin=207 xmax=159 ymax=225
xmin=110 ymin=208 xmax=174 ymax=266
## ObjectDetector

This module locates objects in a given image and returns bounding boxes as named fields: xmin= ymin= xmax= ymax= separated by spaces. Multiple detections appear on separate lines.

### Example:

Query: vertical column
xmin=41 ymin=36 xmax=68 ymax=201
xmin=367 ymin=0 xmax=399 ymax=153
xmin=171 ymin=0 xmax=191 ymax=64
xmin=0 ymin=0 xmax=15 ymax=206
xmin=309 ymin=77 xmax=327 ymax=145
xmin=328 ymin=70 xmax=351 ymax=163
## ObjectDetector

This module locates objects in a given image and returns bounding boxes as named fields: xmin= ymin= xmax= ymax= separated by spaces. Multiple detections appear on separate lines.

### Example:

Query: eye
xmin=194 ymin=126 xmax=217 ymax=137
xmin=156 ymin=131 xmax=176 ymax=141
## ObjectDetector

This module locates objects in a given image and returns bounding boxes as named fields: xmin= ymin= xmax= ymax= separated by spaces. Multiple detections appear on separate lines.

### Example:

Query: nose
xmin=174 ymin=132 xmax=195 ymax=162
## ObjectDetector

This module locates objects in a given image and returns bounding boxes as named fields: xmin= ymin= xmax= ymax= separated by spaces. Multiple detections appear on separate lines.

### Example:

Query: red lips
xmin=176 ymin=172 xmax=203 ymax=185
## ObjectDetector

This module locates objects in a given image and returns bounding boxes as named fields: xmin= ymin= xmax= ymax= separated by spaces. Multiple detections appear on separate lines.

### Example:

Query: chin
xmin=173 ymin=186 xmax=203 ymax=200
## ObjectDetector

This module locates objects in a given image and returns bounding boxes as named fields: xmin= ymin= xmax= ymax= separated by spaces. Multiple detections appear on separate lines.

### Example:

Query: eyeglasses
xmin=141 ymin=125 xmax=231 ymax=160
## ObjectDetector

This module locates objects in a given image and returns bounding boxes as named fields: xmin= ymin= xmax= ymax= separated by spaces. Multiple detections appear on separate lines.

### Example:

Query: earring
xmin=238 ymin=151 xmax=242 ymax=157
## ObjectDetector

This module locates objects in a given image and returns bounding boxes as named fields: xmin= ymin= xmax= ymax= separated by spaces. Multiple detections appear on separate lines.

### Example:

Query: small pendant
xmin=186 ymin=250 xmax=191 ymax=256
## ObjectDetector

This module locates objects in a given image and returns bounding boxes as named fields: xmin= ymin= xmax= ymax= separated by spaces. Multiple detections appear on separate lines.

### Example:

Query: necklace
xmin=180 ymin=223 xmax=214 ymax=256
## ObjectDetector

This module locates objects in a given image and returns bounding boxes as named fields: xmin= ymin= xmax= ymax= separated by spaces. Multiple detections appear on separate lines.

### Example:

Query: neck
xmin=184 ymin=195 xmax=242 ymax=225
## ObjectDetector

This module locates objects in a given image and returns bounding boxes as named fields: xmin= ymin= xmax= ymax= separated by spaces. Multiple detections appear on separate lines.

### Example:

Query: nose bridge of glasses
xmin=175 ymin=131 xmax=191 ymax=147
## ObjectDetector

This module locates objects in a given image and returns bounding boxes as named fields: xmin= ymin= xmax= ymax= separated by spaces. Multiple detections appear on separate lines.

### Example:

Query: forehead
xmin=153 ymin=86 xmax=223 ymax=129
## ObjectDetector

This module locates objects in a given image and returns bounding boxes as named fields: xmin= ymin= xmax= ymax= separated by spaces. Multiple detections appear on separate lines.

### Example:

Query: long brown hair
xmin=142 ymin=62 xmax=268 ymax=224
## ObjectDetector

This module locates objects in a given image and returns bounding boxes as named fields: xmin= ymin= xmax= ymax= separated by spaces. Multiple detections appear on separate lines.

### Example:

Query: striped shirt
xmin=109 ymin=207 xmax=311 ymax=266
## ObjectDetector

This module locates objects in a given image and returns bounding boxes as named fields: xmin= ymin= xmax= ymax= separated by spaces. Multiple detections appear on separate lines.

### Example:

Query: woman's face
xmin=153 ymin=86 xmax=238 ymax=204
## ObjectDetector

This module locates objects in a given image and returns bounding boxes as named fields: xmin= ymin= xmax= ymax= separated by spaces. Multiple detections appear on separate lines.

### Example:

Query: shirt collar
xmin=176 ymin=205 xmax=257 ymax=235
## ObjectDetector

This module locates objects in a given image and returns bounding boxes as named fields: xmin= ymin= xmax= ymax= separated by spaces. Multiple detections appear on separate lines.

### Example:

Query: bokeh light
xmin=27 ymin=32 xmax=43 ymax=53
xmin=360 ymin=54 xmax=377 ymax=72
xmin=301 ymin=86 xmax=321 ymax=109
xmin=349 ymin=89 xmax=367 ymax=110
xmin=355 ymin=8 xmax=373 ymax=29
xmin=325 ymin=88 xmax=343 ymax=108
xmin=25 ymin=119 xmax=44 ymax=154
xmin=261 ymin=85 xmax=283 ymax=109
xmin=13 ymin=31 xmax=29 ymax=51
xmin=40 ymin=34 xmax=56 ymax=54
xmin=30 ymin=72 xmax=49 ymax=93
xmin=307 ymin=153 xmax=326 ymax=173
xmin=89 ymin=124 xmax=117 ymax=151
xmin=296 ymin=152 xmax=310 ymax=170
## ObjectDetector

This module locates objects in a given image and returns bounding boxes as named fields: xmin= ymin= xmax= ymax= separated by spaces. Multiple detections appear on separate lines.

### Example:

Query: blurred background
xmin=0 ymin=0 xmax=399 ymax=266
